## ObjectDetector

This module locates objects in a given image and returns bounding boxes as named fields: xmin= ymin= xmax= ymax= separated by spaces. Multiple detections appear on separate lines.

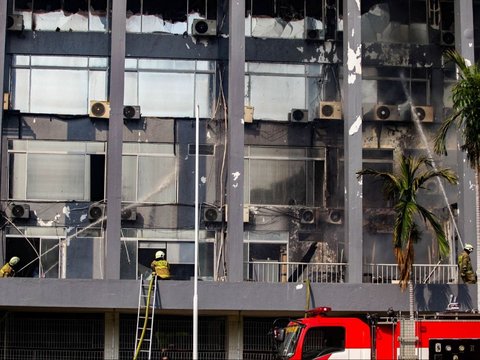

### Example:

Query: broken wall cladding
xmin=363 ymin=43 xmax=443 ymax=68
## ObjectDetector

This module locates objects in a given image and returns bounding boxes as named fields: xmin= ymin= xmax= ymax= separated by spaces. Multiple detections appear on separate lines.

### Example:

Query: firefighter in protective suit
xmin=151 ymin=250 xmax=171 ymax=280
xmin=458 ymin=244 xmax=477 ymax=284
xmin=0 ymin=256 xmax=20 ymax=278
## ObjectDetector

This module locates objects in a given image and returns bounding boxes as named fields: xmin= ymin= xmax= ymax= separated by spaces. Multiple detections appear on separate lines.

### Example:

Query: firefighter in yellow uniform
xmin=458 ymin=244 xmax=477 ymax=284
xmin=0 ymin=256 xmax=20 ymax=278
xmin=151 ymin=250 xmax=171 ymax=280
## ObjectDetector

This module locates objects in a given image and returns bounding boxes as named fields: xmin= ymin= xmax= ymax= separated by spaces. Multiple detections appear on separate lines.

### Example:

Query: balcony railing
xmin=244 ymin=261 xmax=458 ymax=284
xmin=245 ymin=261 xmax=346 ymax=283
xmin=363 ymin=263 xmax=459 ymax=284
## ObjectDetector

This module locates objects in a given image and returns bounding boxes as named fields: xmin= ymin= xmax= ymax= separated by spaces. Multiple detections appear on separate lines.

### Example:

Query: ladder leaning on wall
xmin=133 ymin=273 xmax=157 ymax=360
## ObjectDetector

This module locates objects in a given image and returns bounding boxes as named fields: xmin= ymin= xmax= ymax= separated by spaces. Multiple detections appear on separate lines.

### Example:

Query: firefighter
xmin=0 ymin=256 xmax=20 ymax=278
xmin=458 ymin=244 xmax=476 ymax=284
xmin=151 ymin=250 xmax=171 ymax=280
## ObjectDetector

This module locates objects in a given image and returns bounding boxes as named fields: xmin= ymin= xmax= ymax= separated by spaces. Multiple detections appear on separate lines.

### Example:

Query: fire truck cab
xmin=273 ymin=307 xmax=480 ymax=360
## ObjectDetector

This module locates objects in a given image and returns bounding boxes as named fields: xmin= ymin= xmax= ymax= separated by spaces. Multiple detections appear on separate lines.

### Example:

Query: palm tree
xmin=357 ymin=153 xmax=458 ymax=290
xmin=434 ymin=51 xmax=480 ymax=276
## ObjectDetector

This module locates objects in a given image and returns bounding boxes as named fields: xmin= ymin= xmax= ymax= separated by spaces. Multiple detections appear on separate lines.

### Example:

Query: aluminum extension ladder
xmin=133 ymin=274 xmax=157 ymax=360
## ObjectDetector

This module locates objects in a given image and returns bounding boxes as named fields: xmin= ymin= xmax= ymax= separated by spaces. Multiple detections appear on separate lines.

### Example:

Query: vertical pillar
xmin=105 ymin=0 xmax=126 ymax=279
xmin=342 ymin=0 xmax=363 ymax=283
xmin=226 ymin=0 xmax=245 ymax=282
xmin=226 ymin=314 xmax=243 ymax=360
xmin=454 ymin=0 xmax=478 ymax=300
xmin=0 ymin=0 xmax=7 ymax=266
xmin=104 ymin=312 xmax=120 ymax=360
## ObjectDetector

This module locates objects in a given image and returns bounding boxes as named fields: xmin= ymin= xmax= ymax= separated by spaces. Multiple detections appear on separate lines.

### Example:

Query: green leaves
xmin=357 ymin=154 xmax=458 ymax=290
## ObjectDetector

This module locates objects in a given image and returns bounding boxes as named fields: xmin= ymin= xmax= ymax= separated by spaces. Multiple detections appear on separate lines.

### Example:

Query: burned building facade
xmin=0 ymin=0 xmax=478 ymax=359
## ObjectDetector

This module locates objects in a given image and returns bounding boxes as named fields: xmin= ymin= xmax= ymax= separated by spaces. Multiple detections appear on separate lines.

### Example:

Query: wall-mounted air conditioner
xmin=300 ymin=208 xmax=316 ymax=224
xmin=319 ymin=101 xmax=342 ymax=120
xmin=121 ymin=207 xmax=137 ymax=221
xmin=88 ymin=204 xmax=106 ymax=221
xmin=192 ymin=19 xmax=217 ymax=36
xmin=289 ymin=109 xmax=309 ymax=123
xmin=412 ymin=106 xmax=434 ymax=123
xmin=304 ymin=27 xmax=324 ymax=41
xmin=89 ymin=101 xmax=110 ymax=119
xmin=7 ymin=14 xmax=23 ymax=31
xmin=123 ymin=105 xmax=141 ymax=120
xmin=6 ymin=203 xmax=30 ymax=219
xmin=321 ymin=209 xmax=343 ymax=225
xmin=441 ymin=31 xmax=454 ymax=46
xmin=203 ymin=207 xmax=223 ymax=223
xmin=373 ymin=105 xmax=400 ymax=121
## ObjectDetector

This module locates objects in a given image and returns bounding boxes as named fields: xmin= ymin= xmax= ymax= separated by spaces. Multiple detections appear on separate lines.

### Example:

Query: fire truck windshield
xmin=276 ymin=324 xmax=302 ymax=359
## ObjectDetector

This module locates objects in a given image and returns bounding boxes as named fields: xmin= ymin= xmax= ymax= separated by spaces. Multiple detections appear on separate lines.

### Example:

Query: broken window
xmin=122 ymin=143 xmax=177 ymax=204
xmin=244 ymin=147 xmax=325 ymax=207
xmin=9 ymin=140 xmax=106 ymax=202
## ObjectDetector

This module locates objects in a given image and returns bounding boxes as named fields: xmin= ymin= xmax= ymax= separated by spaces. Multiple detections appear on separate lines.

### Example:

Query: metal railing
xmin=363 ymin=263 xmax=458 ymax=284
xmin=244 ymin=261 xmax=458 ymax=284
xmin=245 ymin=261 xmax=346 ymax=283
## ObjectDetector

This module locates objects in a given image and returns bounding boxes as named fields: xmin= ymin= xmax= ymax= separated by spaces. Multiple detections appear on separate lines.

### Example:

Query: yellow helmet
xmin=9 ymin=256 xmax=20 ymax=266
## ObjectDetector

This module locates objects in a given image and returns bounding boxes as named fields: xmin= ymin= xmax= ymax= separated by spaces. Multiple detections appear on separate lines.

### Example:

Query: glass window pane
xmin=89 ymin=57 xmax=108 ymax=68
xmin=12 ymin=68 xmax=31 ymax=112
xmin=250 ymin=75 xmax=305 ymax=120
xmin=31 ymin=56 xmax=88 ymax=67
xmin=122 ymin=156 xmax=137 ymax=202
xmin=13 ymin=55 xmax=30 ymax=66
xmin=121 ymin=240 xmax=137 ymax=279
xmin=247 ymin=63 xmax=305 ymax=75
xmin=41 ymin=239 xmax=59 ymax=278
xmin=10 ymin=153 xmax=27 ymax=199
xmin=30 ymin=69 xmax=88 ymax=114
xmin=138 ymin=157 xmax=176 ymax=202
xmin=139 ymin=72 xmax=194 ymax=116
xmin=250 ymin=159 xmax=306 ymax=205
xmin=124 ymin=72 xmax=138 ymax=106
xmin=138 ymin=59 xmax=195 ymax=71
xmin=27 ymin=154 xmax=86 ymax=200
xmin=196 ymin=73 xmax=213 ymax=118
xmin=167 ymin=242 xmax=194 ymax=263
xmin=89 ymin=70 xmax=108 ymax=104
xmin=27 ymin=140 xmax=85 ymax=153
xmin=66 ymin=238 xmax=93 ymax=279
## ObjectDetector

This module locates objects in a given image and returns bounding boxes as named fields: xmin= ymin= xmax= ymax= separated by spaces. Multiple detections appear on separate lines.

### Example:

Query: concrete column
xmin=226 ymin=314 xmax=243 ymax=360
xmin=0 ymin=0 xmax=7 ymax=266
xmin=104 ymin=312 xmax=120 ymax=360
xmin=105 ymin=0 xmax=126 ymax=279
xmin=226 ymin=0 xmax=245 ymax=282
xmin=454 ymin=0 xmax=478 ymax=306
xmin=342 ymin=0 xmax=363 ymax=283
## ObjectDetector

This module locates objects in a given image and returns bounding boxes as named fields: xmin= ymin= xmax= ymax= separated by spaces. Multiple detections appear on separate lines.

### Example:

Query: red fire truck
xmin=273 ymin=306 xmax=480 ymax=359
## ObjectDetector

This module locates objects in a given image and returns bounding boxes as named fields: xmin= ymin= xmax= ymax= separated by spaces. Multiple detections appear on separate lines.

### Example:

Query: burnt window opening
xmin=127 ymin=0 xmax=142 ymax=15
xmin=90 ymin=0 xmax=108 ymax=12
xmin=90 ymin=154 xmax=105 ymax=202
xmin=63 ymin=0 xmax=89 ymax=14
xmin=14 ymin=0 xmax=32 ymax=11
xmin=362 ymin=149 xmax=394 ymax=209
xmin=33 ymin=0 xmax=62 ymax=12
xmin=144 ymin=0 xmax=187 ymax=22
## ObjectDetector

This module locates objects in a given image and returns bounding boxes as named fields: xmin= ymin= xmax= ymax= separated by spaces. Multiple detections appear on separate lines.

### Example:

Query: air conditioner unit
xmin=304 ymin=28 xmax=324 ymax=41
xmin=203 ymin=207 xmax=222 ymax=223
xmin=88 ymin=204 xmax=106 ymax=221
xmin=123 ymin=105 xmax=141 ymax=120
xmin=373 ymin=105 xmax=400 ymax=121
xmin=412 ymin=106 xmax=434 ymax=123
xmin=300 ymin=209 xmax=315 ymax=224
xmin=7 ymin=14 xmax=24 ymax=31
xmin=326 ymin=209 xmax=343 ymax=225
xmin=192 ymin=19 xmax=217 ymax=36
xmin=319 ymin=101 xmax=342 ymax=120
xmin=6 ymin=203 xmax=30 ymax=219
xmin=121 ymin=207 xmax=137 ymax=221
xmin=289 ymin=109 xmax=309 ymax=123
xmin=441 ymin=31 xmax=454 ymax=46
xmin=89 ymin=101 xmax=110 ymax=119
